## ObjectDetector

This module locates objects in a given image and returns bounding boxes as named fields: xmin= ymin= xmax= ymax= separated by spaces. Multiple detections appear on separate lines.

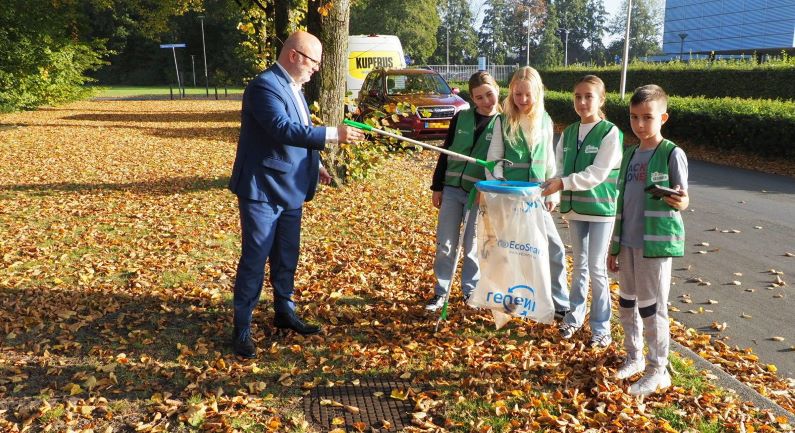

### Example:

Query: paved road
xmin=669 ymin=160 xmax=795 ymax=379
xmin=555 ymin=160 xmax=795 ymax=379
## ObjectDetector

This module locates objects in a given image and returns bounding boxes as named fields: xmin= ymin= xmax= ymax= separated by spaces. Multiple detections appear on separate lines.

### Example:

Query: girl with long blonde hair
xmin=486 ymin=66 xmax=570 ymax=319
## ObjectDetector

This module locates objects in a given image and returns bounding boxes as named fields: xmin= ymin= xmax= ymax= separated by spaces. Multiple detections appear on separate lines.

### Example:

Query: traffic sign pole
xmin=159 ymin=43 xmax=187 ymax=98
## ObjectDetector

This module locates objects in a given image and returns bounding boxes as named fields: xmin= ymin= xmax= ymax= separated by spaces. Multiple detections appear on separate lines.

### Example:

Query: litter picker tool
xmin=343 ymin=119 xmax=511 ymax=179
xmin=343 ymin=118 xmax=514 ymax=330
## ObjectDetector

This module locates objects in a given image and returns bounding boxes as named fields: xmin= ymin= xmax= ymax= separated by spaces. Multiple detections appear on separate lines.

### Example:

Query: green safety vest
xmin=559 ymin=120 xmax=623 ymax=216
xmin=501 ymin=112 xmax=552 ymax=182
xmin=444 ymin=109 xmax=497 ymax=192
xmin=610 ymin=139 xmax=685 ymax=257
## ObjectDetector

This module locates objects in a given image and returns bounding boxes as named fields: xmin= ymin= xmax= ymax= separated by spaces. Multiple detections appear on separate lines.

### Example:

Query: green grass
xmin=90 ymin=85 xmax=244 ymax=98
xmin=447 ymin=398 xmax=511 ymax=432
xmin=654 ymin=404 xmax=726 ymax=433
xmin=669 ymin=354 xmax=712 ymax=395
xmin=230 ymin=414 xmax=265 ymax=433
xmin=161 ymin=270 xmax=195 ymax=288
xmin=654 ymin=405 xmax=690 ymax=431
xmin=39 ymin=404 xmax=66 ymax=422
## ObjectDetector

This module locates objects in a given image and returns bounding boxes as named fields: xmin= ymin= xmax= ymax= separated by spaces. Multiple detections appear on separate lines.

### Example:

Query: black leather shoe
xmin=233 ymin=328 xmax=256 ymax=358
xmin=273 ymin=313 xmax=321 ymax=335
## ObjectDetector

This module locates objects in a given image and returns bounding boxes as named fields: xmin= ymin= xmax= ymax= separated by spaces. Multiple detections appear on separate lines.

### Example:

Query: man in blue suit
xmin=229 ymin=31 xmax=364 ymax=358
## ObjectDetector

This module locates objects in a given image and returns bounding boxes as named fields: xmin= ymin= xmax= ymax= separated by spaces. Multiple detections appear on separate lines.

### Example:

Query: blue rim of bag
xmin=475 ymin=180 xmax=540 ymax=195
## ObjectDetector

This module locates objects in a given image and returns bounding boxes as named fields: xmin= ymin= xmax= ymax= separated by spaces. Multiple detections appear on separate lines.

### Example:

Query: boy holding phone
xmin=607 ymin=85 xmax=689 ymax=397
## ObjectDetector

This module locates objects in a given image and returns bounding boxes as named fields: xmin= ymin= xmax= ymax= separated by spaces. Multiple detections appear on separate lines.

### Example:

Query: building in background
xmin=663 ymin=0 xmax=795 ymax=57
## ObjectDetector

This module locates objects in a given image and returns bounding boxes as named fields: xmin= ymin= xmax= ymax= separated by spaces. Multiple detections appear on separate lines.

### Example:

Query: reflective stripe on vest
xmin=502 ymin=113 xmax=551 ymax=182
xmin=444 ymin=109 xmax=497 ymax=192
xmin=610 ymin=139 xmax=685 ymax=257
xmin=559 ymin=120 xmax=622 ymax=216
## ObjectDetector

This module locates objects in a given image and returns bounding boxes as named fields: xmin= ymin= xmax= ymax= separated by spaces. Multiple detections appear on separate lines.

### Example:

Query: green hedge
xmin=539 ymin=65 xmax=795 ymax=100
xmin=546 ymin=91 xmax=795 ymax=160
xmin=451 ymin=56 xmax=795 ymax=100
xmin=456 ymin=87 xmax=795 ymax=160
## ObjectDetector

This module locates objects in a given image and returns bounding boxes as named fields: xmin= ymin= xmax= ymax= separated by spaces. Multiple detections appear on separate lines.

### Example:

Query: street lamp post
xmin=445 ymin=3 xmax=450 ymax=78
xmin=619 ymin=0 xmax=632 ymax=100
xmin=190 ymin=55 xmax=196 ymax=87
xmin=198 ymin=15 xmax=209 ymax=97
xmin=679 ymin=33 xmax=688 ymax=60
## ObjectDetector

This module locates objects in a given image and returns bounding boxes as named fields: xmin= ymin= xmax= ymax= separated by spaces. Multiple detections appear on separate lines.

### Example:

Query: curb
xmin=670 ymin=339 xmax=794 ymax=423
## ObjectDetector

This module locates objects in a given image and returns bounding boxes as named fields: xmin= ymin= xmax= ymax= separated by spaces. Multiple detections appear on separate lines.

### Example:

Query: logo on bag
xmin=521 ymin=200 xmax=540 ymax=213
xmin=496 ymin=239 xmax=542 ymax=256
xmin=485 ymin=284 xmax=536 ymax=314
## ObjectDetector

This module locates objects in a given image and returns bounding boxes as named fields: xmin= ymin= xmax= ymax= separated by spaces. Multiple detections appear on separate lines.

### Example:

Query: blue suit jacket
xmin=229 ymin=65 xmax=326 ymax=209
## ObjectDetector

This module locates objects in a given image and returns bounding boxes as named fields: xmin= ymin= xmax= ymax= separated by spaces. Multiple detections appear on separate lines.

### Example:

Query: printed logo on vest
xmin=651 ymin=171 xmax=669 ymax=183
xmin=484 ymin=132 xmax=492 ymax=141
xmin=457 ymin=129 xmax=469 ymax=135
xmin=584 ymin=144 xmax=599 ymax=154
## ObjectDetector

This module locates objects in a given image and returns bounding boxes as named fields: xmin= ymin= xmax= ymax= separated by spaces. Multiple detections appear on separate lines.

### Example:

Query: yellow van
xmin=347 ymin=34 xmax=406 ymax=105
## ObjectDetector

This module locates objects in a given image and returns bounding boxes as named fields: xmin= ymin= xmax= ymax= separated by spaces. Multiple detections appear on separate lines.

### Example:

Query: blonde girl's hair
xmin=575 ymin=74 xmax=607 ymax=120
xmin=468 ymin=71 xmax=501 ymax=111
xmin=503 ymin=66 xmax=545 ymax=145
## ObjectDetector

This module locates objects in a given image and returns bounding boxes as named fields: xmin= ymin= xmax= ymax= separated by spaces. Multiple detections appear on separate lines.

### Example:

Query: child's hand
xmin=608 ymin=254 xmax=619 ymax=273
xmin=432 ymin=191 xmax=443 ymax=209
xmin=319 ymin=166 xmax=332 ymax=185
xmin=663 ymin=185 xmax=689 ymax=210
xmin=541 ymin=178 xmax=563 ymax=196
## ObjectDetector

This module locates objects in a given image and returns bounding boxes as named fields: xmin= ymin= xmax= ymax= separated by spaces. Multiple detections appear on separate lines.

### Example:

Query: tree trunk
xmin=274 ymin=0 xmax=290 ymax=51
xmin=306 ymin=0 xmax=351 ymax=185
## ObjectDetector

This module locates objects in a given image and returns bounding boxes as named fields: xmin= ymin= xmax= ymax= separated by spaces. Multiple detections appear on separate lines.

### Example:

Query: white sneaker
xmin=590 ymin=334 xmax=612 ymax=348
xmin=615 ymin=358 xmax=645 ymax=380
xmin=425 ymin=295 xmax=446 ymax=311
xmin=629 ymin=368 xmax=671 ymax=397
xmin=559 ymin=322 xmax=581 ymax=339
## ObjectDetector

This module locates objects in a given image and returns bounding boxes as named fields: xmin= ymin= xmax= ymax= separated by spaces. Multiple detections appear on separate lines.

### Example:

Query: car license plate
xmin=425 ymin=121 xmax=448 ymax=129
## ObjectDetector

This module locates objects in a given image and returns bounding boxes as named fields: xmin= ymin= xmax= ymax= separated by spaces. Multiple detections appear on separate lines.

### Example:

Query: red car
xmin=356 ymin=68 xmax=470 ymax=140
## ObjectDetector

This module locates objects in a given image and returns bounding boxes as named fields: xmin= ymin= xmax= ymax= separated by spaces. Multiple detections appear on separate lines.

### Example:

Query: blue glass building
xmin=663 ymin=1 xmax=795 ymax=55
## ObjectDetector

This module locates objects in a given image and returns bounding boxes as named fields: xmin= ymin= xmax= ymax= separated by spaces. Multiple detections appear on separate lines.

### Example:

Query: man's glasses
xmin=293 ymin=49 xmax=321 ymax=67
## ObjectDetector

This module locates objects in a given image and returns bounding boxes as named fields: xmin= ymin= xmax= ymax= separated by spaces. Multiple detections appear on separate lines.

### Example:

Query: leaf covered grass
xmin=1 ymin=100 xmax=793 ymax=432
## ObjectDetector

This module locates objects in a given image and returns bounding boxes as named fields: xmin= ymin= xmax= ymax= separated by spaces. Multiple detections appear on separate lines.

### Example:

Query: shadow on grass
xmin=0 ymin=282 xmax=616 ymax=431
xmin=0 ymin=176 xmax=231 ymax=195
xmin=63 ymin=111 xmax=240 ymax=123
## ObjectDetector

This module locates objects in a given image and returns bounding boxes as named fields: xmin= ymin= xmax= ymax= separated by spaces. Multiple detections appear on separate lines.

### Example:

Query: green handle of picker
xmin=477 ymin=159 xmax=497 ymax=172
xmin=343 ymin=118 xmax=373 ymax=131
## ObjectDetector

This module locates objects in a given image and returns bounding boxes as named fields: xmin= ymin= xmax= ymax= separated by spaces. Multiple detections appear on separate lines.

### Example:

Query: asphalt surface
xmin=556 ymin=160 xmax=795 ymax=380
xmin=547 ymin=158 xmax=795 ymax=420
xmin=667 ymin=160 xmax=795 ymax=379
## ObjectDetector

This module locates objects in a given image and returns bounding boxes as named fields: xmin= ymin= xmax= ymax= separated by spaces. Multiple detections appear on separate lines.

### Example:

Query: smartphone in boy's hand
xmin=644 ymin=184 xmax=684 ymax=199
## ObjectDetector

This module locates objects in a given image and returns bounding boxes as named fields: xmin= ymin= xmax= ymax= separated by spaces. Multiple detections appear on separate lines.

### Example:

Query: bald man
xmin=228 ymin=31 xmax=364 ymax=358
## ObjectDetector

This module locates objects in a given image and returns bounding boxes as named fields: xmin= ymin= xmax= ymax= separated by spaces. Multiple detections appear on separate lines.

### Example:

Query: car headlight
xmin=458 ymin=102 xmax=470 ymax=112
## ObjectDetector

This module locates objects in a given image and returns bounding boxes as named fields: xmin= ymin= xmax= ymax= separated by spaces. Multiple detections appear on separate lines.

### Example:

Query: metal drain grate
xmin=303 ymin=378 xmax=415 ymax=432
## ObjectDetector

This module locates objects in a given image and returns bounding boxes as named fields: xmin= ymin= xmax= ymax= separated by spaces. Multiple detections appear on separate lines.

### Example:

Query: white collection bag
xmin=467 ymin=181 xmax=555 ymax=328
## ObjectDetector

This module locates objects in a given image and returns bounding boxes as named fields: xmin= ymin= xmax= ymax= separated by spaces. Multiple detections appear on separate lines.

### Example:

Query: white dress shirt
xmin=275 ymin=62 xmax=338 ymax=143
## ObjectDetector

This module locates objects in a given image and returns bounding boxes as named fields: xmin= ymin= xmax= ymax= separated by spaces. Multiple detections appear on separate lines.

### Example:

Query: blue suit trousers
xmin=233 ymin=197 xmax=302 ymax=331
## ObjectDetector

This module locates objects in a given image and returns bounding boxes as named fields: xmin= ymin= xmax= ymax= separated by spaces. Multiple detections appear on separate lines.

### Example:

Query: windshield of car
xmin=386 ymin=74 xmax=452 ymax=96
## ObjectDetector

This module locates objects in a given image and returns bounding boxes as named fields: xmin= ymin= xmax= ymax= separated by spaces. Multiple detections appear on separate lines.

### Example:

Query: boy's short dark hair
xmin=630 ymin=84 xmax=668 ymax=110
